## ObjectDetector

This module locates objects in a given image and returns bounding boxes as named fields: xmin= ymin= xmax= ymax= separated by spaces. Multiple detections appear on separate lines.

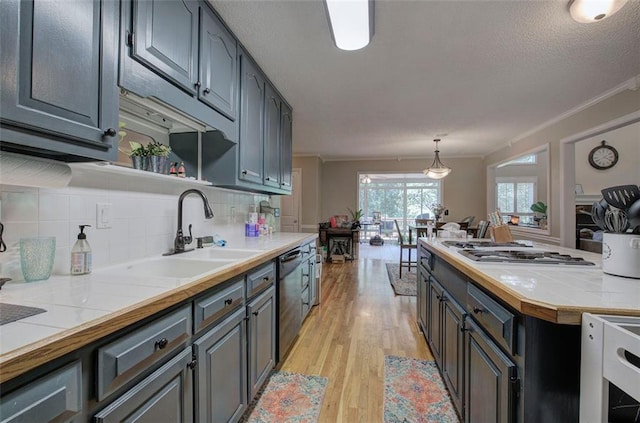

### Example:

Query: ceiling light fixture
xmin=423 ymin=139 xmax=451 ymax=179
xmin=324 ymin=0 xmax=374 ymax=51
xmin=360 ymin=174 xmax=372 ymax=184
xmin=568 ymin=0 xmax=629 ymax=23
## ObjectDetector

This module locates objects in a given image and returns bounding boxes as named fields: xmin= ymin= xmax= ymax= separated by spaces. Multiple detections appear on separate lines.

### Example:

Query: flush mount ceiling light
xmin=423 ymin=139 xmax=451 ymax=179
xmin=324 ymin=0 xmax=374 ymax=51
xmin=568 ymin=0 xmax=629 ymax=23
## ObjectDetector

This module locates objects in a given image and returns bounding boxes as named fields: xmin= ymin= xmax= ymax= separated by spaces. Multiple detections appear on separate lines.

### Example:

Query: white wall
xmin=574 ymin=120 xmax=640 ymax=195
xmin=0 ymin=168 xmax=274 ymax=282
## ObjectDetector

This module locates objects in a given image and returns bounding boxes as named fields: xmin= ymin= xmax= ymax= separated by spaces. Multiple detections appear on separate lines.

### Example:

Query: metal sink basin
xmin=189 ymin=248 xmax=264 ymax=260
xmin=105 ymin=257 xmax=235 ymax=279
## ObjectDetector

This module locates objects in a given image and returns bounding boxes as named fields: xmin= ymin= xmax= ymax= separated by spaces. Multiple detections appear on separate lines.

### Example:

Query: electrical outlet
xmin=96 ymin=203 xmax=112 ymax=229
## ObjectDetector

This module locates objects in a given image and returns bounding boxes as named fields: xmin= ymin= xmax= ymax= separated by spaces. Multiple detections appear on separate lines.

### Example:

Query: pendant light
xmin=423 ymin=139 xmax=451 ymax=179
xmin=568 ymin=0 xmax=629 ymax=23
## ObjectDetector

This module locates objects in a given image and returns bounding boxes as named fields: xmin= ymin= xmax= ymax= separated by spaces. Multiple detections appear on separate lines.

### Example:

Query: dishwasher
xmin=277 ymin=247 xmax=303 ymax=363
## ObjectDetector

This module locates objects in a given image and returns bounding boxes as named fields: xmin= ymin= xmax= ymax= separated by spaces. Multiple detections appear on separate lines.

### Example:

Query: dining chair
xmin=476 ymin=220 xmax=490 ymax=239
xmin=460 ymin=215 xmax=475 ymax=226
xmin=394 ymin=219 xmax=417 ymax=277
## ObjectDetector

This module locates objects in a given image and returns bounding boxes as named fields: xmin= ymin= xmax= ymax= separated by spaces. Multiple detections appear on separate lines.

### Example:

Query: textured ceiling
xmin=210 ymin=0 xmax=640 ymax=160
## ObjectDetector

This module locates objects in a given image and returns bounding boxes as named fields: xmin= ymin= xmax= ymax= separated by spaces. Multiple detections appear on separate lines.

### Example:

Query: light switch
xmin=96 ymin=203 xmax=112 ymax=229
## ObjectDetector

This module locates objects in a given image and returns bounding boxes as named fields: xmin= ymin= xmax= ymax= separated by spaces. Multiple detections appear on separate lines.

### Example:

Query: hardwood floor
xmin=280 ymin=243 xmax=433 ymax=422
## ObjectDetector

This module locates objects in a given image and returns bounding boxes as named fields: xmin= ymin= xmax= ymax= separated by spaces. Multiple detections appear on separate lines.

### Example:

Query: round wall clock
xmin=588 ymin=140 xmax=618 ymax=170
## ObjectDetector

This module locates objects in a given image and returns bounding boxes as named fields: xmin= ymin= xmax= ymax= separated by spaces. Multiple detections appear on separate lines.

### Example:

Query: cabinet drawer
xmin=97 ymin=305 xmax=192 ymax=401
xmin=419 ymin=244 xmax=434 ymax=272
xmin=246 ymin=262 xmax=275 ymax=298
xmin=0 ymin=361 xmax=81 ymax=423
xmin=94 ymin=347 xmax=193 ymax=423
xmin=195 ymin=277 xmax=245 ymax=332
xmin=467 ymin=284 xmax=516 ymax=355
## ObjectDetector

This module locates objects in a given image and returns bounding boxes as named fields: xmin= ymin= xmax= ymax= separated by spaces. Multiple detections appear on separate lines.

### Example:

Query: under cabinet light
xmin=324 ymin=0 xmax=374 ymax=51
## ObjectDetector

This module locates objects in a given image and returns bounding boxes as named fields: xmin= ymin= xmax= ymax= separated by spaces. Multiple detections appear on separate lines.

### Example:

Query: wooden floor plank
xmin=280 ymin=245 xmax=433 ymax=422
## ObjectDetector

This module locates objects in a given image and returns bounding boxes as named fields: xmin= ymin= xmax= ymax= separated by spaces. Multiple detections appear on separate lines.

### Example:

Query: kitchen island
xmin=0 ymin=232 xmax=316 ymax=422
xmin=417 ymin=238 xmax=639 ymax=423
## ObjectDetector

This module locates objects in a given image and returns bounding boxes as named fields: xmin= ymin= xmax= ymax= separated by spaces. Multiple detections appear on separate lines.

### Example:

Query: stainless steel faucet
xmin=166 ymin=189 xmax=214 ymax=255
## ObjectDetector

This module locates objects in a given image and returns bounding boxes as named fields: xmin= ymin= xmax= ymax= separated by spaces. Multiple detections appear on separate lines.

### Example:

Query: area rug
xmin=384 ymin=355 xmax=460 ymax=423
xmin=385 ymin=263 xmax=417 ymax=296
xmin=243 ymin=371 xmax=328 ymax=423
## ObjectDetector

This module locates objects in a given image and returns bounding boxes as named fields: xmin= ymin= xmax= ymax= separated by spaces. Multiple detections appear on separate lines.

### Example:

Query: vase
xmin=148 ymin=156 xmax=167 ymax=173
xmin=131 ymin=156 xmax=145 ymax=170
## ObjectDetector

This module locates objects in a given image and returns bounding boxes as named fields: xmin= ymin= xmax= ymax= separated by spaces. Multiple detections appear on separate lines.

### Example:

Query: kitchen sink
xmin=189 ymin=248 xmax=264 ymax=260
xmin=104 ymin=257 xmax=235 ymax=279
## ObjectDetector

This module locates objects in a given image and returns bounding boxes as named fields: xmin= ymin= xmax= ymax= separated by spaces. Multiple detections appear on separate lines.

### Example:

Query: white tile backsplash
xmin=0 ymin=168 xmax=273 ymax=281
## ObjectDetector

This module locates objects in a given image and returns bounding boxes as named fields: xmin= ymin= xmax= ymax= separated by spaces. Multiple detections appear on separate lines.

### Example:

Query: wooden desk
xmin=318 ymin=228 xmax=359 ymax=261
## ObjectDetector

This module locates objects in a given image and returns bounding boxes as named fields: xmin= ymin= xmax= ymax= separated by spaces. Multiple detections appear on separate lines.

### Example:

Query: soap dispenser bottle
xmin=71 ymin=225 xmax=92 ymax=275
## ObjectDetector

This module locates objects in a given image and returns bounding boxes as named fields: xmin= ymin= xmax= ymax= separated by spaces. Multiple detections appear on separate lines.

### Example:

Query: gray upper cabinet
xmin=132 ymin=0 xmax=199 ymax=94
xmin=239 ymin=52 xmax=265 ymax=185
xmin=263 ymin=84 xmax=281 ymax=188
xmin=280 ymin=103 xmax=293 ymax=191
xmin=199 ymin=5 xmax=237 ymax=121
xmin=0 ymin=0 xmax=119 ymax=161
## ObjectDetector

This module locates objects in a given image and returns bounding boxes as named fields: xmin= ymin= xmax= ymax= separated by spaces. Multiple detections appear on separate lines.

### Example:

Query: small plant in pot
xmin=147 ymin=141 xmax=172 ymax=174
xmin=348 ymin=208 xmax=364 ymax=229
xmin=530 ymin=201 xmax=547 ymax=228
xmin=128 ymin=141 xmax=148 ymax=170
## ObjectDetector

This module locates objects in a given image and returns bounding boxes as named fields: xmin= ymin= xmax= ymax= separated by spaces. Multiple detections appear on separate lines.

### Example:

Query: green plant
xmin=348 ymin=207 xmax=364 ymax=222
xmin=530 ymin=201 xmax=547 ymax=216
xmin=147 ymin=140 xmax=172 ymax=157
xmin=128 ymin=141 xmax=147 ymax=157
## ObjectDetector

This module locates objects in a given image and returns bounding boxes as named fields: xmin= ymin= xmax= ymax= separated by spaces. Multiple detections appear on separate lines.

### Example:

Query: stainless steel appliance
xmin=458 ymin=249 xmax=596 ymax=265
xmin=442 ymin=240 xmax=532 ymax=249
xmin=277 ymin=247 xmax=303 ymax=363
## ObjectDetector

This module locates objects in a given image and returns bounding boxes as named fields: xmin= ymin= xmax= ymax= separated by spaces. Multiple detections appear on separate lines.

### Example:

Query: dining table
xmin=408 ymin=223 xmax=478 ymax=243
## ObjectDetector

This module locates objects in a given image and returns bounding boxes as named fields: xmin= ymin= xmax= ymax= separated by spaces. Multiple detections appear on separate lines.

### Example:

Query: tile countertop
xmin=421 ymin=238 xmax=640 ymax=325
xmin=0 ymin=232 xmax=317 ymax=383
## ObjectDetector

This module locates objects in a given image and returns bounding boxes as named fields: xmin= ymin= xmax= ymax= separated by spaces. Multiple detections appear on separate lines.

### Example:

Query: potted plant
xmin=147 ymin=141 xmax=172 ymax=173
xmin=530 ymin=201 xmax=547 ymax=228
xmin=128 ymin=141 xmax=148 ymax=170
xmin=348 ymin=208 xmax=364 ymax=229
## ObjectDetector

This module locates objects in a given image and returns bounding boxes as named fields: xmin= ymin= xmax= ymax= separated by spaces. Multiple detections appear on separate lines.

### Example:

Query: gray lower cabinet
xmin=417 ymin=264 xmax=428 ymax=333
xmin=238 ymin=51 xmax=265 ymax=185
xmin=193 ymin=307 xmax=247 ymax=423
xmin=247 ymin=286 xmax=276 ymax=399
xmin=94 ymin=347 xmax=194 ymax=423
xmin=0 ymin=0 xmax=119 ymax=160
xmin=427 ymin=276 xmax=444 ymax=364
xmin=441 ymin=294 xmax=466 ymax=412
xmin=464 ymin=318 xmax=516 ymax=423
xmin=0 ymin=361 xmax=82 ymax=423
xmin=131 ymin=0 xmax=199 ymax=94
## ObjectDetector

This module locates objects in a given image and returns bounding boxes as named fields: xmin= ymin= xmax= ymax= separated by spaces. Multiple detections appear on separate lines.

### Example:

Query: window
xmin=496 ymin=177 xmax=536 ymax=224
xmin=497 ymin=154 xmax=537 ymax=167
xmin=358 ymin=173 xmax=442 ymax=237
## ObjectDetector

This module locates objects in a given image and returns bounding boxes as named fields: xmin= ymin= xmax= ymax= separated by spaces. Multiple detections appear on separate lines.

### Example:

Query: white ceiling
xmin=210 ymin=0 xmax=640 ymax=160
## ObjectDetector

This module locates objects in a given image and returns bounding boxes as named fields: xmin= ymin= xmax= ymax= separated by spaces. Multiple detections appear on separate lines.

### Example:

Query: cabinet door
xmin=132 ymin=0 xmax=199 ymax=94
xmin=427 ymin=276 xmax=444 ymax=365
xmin=247 ymin=286 xmax=276 ymax=400
xmin=417 ymin=267 xmax=428 ymax=334
xmin=280 ymin=103 xmax=293 ymax=191
xmin=442 ymin=296 xmax=466 ymax=412
xmin=194 ymin=307 xmax=247 ymax=423
xmin=263 ymin=84 xmax=281 ymax=188
xmin=465 ymin=319 xmax=517 ymax=423
xmin=239 ymin=53 xmax=264 ymax=184
xmin=94 ymin=348 xmax=193 ymax=423
xmin=0 ymin=0 xmax=118 ymax=158
xmin=199 ymin=5 xmax=237 ymax=120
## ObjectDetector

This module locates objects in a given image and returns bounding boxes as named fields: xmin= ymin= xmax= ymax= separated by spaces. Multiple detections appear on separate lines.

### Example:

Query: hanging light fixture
xmin=423 ymin=139 xmax=451 ymax=179
xmin=324 ymin=0 xmax=374 ymax=51
xmin=568 ymin=0 xmax=629 ymax=23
